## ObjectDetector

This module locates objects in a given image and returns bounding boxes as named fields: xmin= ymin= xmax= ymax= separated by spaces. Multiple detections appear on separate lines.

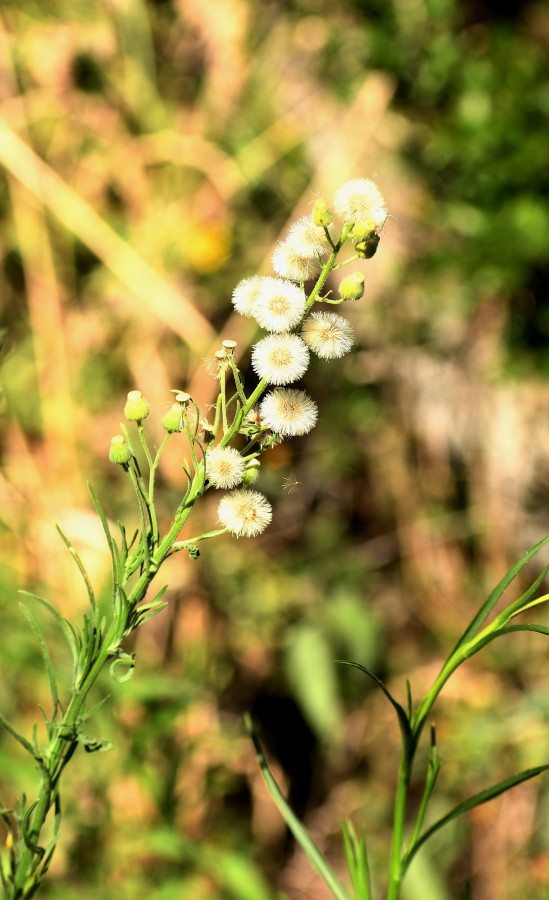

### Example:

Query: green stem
xmin=386 ymin=742 xmax=414 ymax=900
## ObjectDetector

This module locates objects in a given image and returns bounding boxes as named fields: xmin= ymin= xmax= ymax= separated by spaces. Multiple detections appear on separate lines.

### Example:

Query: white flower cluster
xmin=210 ymin=178 xmax=387 ymax=537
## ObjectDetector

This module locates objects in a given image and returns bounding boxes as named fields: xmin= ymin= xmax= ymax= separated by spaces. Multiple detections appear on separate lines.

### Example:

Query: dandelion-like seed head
xmin=301 ymin=311 xmax=354 ymax=360
xmin=272 ymin=241 xmax=320 ymax=282
xmin=206 ymin=446 xmax=246 ymax=489
xmin=333 ymin=178 xmax=387 ymax=230
xmin=251 ymin=333 xmax=310 ymax=385
xmin=232 ymin=275 xmax=267 ymax=316
xmin=218 ymin=489 xmax=272 ymax=537
xmin=260 ymin=388 xmax=318 ymax=437
xmin=254 ymin=279 xmax=306 ymax=333
xmin=285 ymin=216 xmax=331 ymax=259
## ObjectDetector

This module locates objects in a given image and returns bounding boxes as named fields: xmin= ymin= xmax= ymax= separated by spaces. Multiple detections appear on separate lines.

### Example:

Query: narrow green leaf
xmin=0 ymin=711 xmax=35 ymax=757
xmin=462 ymin=623 xmax=549 ymax=660
xmin=78 ymin=695 xmax=110 ymax=723
xmin=336 ymin=660 xmax=412 ymax=743
xmin=21 ymin=800 xmax=44 ymax=858
xmin=37 ymin=788 xmax=62 ymax=880
xmin=341 ymin=820 xmax=371 ymax=900
xmin=407 ymin=725 xmax=441 ymax=851
xmin=55 ymin=525 xmax=96 ymax=612
xmin=88 ymin=483 xmax=118 ymax=588
xmin=451 ymin=534 xmax=549 ymax=654
xmin=19 ymin=591 xmax=80 ymax=674
xmin=245 ymin=714 xmax=351 ymax=900
xmin=404 ymin=764 xmax=549 ymax=873
xmin=20 ymin=605 xmax=59 ymax=718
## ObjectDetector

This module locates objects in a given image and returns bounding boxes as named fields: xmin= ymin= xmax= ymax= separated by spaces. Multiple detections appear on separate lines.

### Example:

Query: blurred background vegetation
xmin=1 ymin=0 xmax=549 ymax=897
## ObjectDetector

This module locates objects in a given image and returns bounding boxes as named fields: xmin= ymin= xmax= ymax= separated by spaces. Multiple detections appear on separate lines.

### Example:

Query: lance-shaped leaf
xmin=245 ymin=714 xmax=351 ymax=900
xmin=403 ymin=764 xmax=549 ymax=874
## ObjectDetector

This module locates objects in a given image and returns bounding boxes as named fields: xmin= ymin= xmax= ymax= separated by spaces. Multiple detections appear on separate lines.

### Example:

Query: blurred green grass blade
xmin=0 ymin=115 xmax=216 ymax=351
xmin=404 ymin=764 xmax=549 ymax=874
xmin=245 ymin=714 xmax=351 ymax=900
xmin=284 ymin=624 xmax=342 ymax=740
xmin=451 ymin=534 xmax=549 ymax=654
xmin=19 ymin=604 xmax=59 ymax=719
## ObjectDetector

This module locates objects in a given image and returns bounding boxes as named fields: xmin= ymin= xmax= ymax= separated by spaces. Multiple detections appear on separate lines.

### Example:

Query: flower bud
xmin=243 ymin=458 xmax=261 ymax=485
xmin=351 ymin=220 xmax=376 ymax=241
xmin=109 ymin=435 xmax=133 ymax=466
xmin=355 ymin=233 xmax=380 ymax=259
xmin=162 ymin=403 xmax=184 ymax=433
xmin=338 ymin=272 xmax=365 ymax=301
xmin=124 ymin=390 xmax=150 ymax=422
xmin=312 ymin=198 xmax=333 ymax=228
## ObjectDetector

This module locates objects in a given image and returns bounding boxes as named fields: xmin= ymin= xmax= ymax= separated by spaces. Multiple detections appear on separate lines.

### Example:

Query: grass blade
xmin=336 ymin=660 xmax=412 ymax=743
xmin=404 ymin=764 xmax=549 ymax=873
xmin=245 ymin=714 xmax=351 ymax=900
xmin=451 ymin=534 xmax=549 ymax=655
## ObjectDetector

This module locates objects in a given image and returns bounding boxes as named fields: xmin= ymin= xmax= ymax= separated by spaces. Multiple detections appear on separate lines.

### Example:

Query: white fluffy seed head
xmin=205 ymin=446 xmax=246 ymax=489
xmin=218 ymin=489 xmax=272 ymax=537
xmin=254 ymin=279 xmax=306 ymax=333
xmin=260 ymin=388 xmax=318 ymax=437
xmin=285 ymin=216 xmax=331 ymax=258
xmin=232 ymin=275 xmax=267 ymax=316
xmin=301 ymin=312 xmax=354 ymax=359
xmin=333 ymin=178 xmax=387 ymax=230
xmin=251 ymin=333 xmax=310 ymax=385
xmin=272 ymin=241 xmax=320 ymax=282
